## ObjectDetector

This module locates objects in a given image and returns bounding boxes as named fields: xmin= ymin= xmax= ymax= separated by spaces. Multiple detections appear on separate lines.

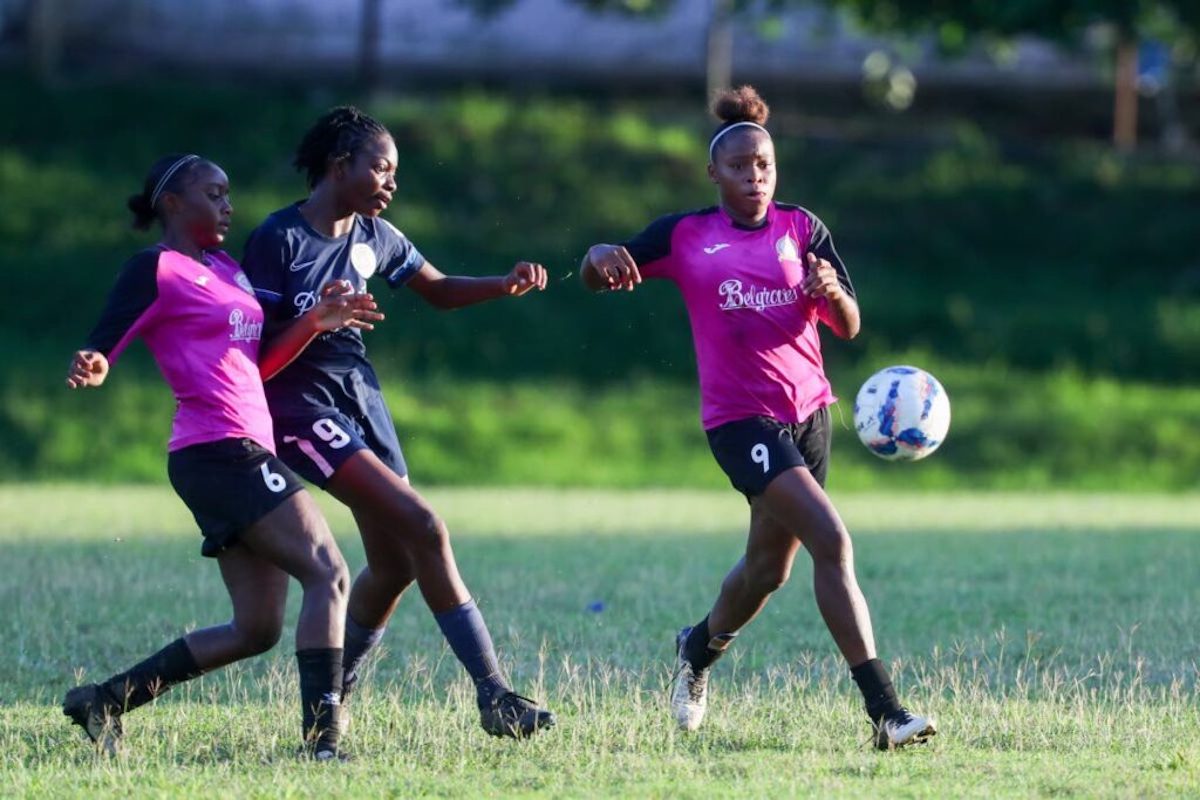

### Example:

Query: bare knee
xmin=233 ymin=617 xmax=284 ymax=656
xmin=744 ymin=557 xmax=792 ymax=595
xmin=807 ymin=522 xmax=854 ymax=569
xmin=394 ymin=504 xmax=449 ymax=558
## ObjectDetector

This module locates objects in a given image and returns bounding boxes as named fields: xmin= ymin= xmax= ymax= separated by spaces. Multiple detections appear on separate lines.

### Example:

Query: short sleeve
xmin=805 ymin=211 xmax=855 ymax=300
xmin=83 ymin=249 xmax=161 ymax=363
xmin=240 ymin=224 xmax=290 ymax=316
xmin=376 ymin=218 xmax=426 ymax=288
xmin=618 ymin=213 xmax=686 ymax=279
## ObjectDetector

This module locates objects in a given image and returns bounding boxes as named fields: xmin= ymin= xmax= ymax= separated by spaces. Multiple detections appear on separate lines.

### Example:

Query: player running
xmin=240 ymin=106 xmax=554 ymax=738
xmin=63 ymin=153 xmax=381 ymax=760
xmin=578 ymin=87 xmax=936 ymax=750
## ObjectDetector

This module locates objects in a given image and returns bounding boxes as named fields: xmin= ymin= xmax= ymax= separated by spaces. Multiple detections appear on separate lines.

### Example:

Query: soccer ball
xmin=854 ymin=366 xmax=950 ymax=461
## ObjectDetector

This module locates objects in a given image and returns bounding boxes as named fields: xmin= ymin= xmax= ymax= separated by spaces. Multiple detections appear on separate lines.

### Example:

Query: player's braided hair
xmin=293 ymin=106 xmax=391 ymax=189
xmin=127 ymin=154 xmax=208 ymax=231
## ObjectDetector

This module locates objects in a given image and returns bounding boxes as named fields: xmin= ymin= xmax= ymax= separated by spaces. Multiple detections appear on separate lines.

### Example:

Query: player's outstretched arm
xmin=260 ymin=280 xmax=384 ymax=381
xmin=579 ymin=244 xmax=642 ymax=293
xmin=803 ymin=252 xmax=860 ymax=340
xmin=65 ymin=350 xmax=110 ymax=389
xmin=406 ymin=261 xmax=547 ymax=310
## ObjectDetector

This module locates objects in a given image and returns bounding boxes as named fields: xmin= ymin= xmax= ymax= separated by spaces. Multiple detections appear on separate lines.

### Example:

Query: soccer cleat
xmin=479 ymin=691 xmax=556 ymax=738
xmin=62 ymin=684 xmax=123 ymax=756
xmin=873 ymin=708 xmax=937 ymax=750
xmin=670 ymin=627 xmax=709 ymax=732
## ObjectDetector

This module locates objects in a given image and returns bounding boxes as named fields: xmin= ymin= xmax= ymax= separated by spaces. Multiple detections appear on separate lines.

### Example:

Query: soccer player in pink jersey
xmin=63 ymin=153 xmax=381 ymax=760
xmin=579 ymin=87 xmax=936 ymax=750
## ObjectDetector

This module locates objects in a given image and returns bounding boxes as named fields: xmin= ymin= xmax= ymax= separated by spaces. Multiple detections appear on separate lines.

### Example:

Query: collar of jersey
xmin=291 ymin=200 xmax=357 ymax=243
xmin=718 ymin=201 xmax=775 ymax=232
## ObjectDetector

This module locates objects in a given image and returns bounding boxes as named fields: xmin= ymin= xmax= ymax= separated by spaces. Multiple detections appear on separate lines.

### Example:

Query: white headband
xmin=708 ymin=122 xmax=770 ymax=163
xmin=149 ymin=154 xmax=201 ymax=207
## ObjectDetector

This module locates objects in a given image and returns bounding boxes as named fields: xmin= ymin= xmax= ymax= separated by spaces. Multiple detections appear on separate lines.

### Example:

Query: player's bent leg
xmin=673 ymin=505 xmax=801 ymax=732
xmin=182 ymin=546 xmax=290 ymax=669
xmin=240 ymin=491 xmax=351 ymax=758
xmin=327 ymin=450 xmax=554 ymax=738
xmin=327 ymin=449 xmax=467 ymax=612
xmin=759 ymin=466 xmax=875 ymax=665
xmin=759 ymin=466 xmax=936 ymax=749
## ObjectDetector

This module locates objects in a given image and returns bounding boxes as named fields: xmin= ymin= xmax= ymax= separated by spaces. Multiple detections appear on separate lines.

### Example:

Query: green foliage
xmin=2 ymin=72 xmax=1198 ymax=488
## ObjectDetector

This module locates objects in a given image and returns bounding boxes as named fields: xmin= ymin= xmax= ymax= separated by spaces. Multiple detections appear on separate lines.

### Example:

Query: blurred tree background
xmin=1 ymin=0 xmax=1197 ymax=489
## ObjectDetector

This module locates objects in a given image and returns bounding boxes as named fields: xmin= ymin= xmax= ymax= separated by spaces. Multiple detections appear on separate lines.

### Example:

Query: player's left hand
xmin=802 ymin=252 xmax=844 ymax=301
xmin=312 ymin=279 xmax=385 ymax=332
xmin=503 ymin=262 xmax=548 ymax=296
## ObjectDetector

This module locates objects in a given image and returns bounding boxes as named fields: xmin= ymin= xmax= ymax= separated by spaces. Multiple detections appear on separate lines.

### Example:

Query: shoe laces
xmin=685 ymin=664 xmax=708 ymax=703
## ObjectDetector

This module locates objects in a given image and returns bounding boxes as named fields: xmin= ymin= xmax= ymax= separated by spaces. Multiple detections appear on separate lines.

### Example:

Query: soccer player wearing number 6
xmin=63 ymin=154 xmax=382 ymax=760
xmin=579 ymin=87 xmax=935 ymax=750
xmin=240 ymin=106 xmax=554 ymax=738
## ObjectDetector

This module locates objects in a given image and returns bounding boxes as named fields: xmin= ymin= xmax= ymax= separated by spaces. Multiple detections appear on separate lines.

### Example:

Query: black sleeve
xmin=241 ymin=224 xmax=289 ymax=319
xmin=806 ymin=211 xmax=855 ymax=299
xmin=83 ymin=249 xmax=161 ymax=357
xmin=619 ymin=213 xmax=687 ymax=271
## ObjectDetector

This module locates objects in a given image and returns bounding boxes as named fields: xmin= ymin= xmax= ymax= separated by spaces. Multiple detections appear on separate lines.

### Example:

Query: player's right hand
xmin=66 ymin=349 xmax=109 ymax=388
xmin=587 ymin=244 xmax=641 ymax=291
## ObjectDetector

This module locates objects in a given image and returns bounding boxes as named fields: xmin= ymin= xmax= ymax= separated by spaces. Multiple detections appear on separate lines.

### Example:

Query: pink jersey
xmin=84 ymin=247 xmax=275 ymax=452
xmin=621 ymin=202 xmax=855 ymax=430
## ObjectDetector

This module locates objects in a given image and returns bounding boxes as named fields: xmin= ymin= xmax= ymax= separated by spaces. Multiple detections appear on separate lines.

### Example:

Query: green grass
xmin=3 ymin=486 xmax=1200 ymax=797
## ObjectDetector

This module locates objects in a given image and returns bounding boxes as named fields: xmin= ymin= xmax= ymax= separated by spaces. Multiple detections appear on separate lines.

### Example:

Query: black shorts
xmin=705 ymin=408 xmax=831 ymax=499
xmin=273 ymin=392 xmax=408 ymax=488
xmin=167 ymin=438 xmax=305 ymax=557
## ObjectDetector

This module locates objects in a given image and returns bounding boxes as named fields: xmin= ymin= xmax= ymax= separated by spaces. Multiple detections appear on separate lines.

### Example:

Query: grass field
xmin=3 ymin=485 xmax=1200 ymax=797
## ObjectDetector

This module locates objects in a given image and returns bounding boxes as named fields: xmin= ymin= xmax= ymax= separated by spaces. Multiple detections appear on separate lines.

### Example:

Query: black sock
xmin=683 ymin=616 xmax=737 ymax=672
xmin=342 ymin=614 xmax=386 ymax=693
xmin=100 ymin=638 xmax=203 ymax=713
xmin=434 ymin=599 xmax=509 ymax=710
xmin=850 ymin=658 xmax=902 ymax=722
xmin=296 ymin=648 xmax=344 ymax=752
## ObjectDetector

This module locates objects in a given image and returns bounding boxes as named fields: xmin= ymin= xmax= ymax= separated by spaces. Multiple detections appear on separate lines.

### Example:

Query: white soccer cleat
xmin=670 ymin=628 xmax=709 ymax=732
xmin=874 ymin=708 xmax=937 ymax=750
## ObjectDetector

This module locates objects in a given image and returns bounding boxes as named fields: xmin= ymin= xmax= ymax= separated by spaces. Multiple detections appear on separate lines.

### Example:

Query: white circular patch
xmin=350 ymin=243 xmax=377 ymax=279
xmin=234 ymin=271 xmax=255 ymax=295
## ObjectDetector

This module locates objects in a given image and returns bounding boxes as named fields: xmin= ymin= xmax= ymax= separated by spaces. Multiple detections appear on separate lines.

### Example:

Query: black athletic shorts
xmin=272 ymin=387 xmax=407 ymax=488
xmin=705 ymin=407 xmax=831 ymax=499
xmin=167 ymin=437 xmax=305 ymax=557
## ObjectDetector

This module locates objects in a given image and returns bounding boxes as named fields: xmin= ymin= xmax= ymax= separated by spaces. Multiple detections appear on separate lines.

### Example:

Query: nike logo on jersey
xmin=703 ymin=243 xmax=731 ymax=255
xmin=290 ymin=259 xmax=319 ymax=272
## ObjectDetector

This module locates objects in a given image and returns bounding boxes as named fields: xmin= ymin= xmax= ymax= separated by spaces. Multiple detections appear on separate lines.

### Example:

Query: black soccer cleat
xmin=479 ymin=691 xmax=556 ymax=739
xmin=62 ymin=684 xmax=123 ymax=756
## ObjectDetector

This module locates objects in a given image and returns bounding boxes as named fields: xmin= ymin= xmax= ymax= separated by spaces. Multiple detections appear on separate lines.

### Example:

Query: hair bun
xmin=711 ymin=85 xmax=770 ymax=126
xmin=127 ymin=192 xmax=156 ymax=231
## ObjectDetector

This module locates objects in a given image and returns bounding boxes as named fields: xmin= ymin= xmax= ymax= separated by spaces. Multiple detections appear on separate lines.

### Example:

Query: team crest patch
xmin=234 ymin=271 xmax=255 ymax=295
xmin=350 ymin=243 xmax=377 ymax=279
xmin=775 ymin=233 xmax=800 ymax=262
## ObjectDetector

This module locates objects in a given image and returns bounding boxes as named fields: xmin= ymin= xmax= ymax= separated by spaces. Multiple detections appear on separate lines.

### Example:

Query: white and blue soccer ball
xmin=854 ymin=366 xmax=950 ymax=461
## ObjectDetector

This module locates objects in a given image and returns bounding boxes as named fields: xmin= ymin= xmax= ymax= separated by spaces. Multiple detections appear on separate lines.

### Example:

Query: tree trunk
xmin=1113 ymin=35 xmax=1138 ymax=151
xmin=28 ymin=0 xmax=65 ymax=86
xmin=706 ymin=0 xmax=733 ymax=99
xmin=359 ymin=0 xmax=383 ymax=95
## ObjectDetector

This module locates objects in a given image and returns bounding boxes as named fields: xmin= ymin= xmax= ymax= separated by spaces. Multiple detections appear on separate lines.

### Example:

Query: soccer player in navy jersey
xmin=579 ymin=87 xmax=935 ymax=749
xmin=241 ymin=107 xmax=553 ymax=738
xmin=62 ymin=153 xmax=381 ymax=760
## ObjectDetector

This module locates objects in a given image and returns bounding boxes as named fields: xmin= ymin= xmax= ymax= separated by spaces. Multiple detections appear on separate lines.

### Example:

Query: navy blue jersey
xmin=241 ymin=202 xmax=425 ymax=417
